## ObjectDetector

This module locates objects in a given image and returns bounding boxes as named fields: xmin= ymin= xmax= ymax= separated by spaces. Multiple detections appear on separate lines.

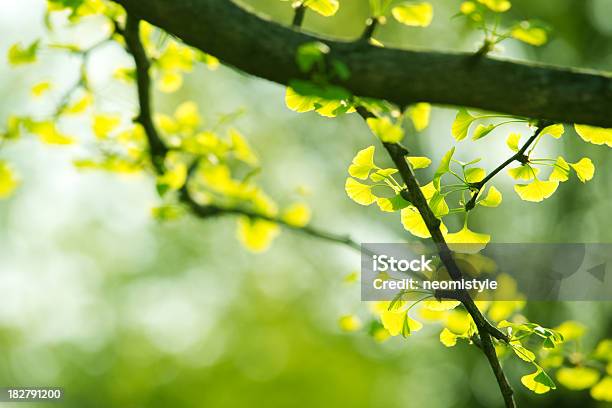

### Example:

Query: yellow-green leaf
xmin=570 ymin=157 xmax=594 ymax=182
xmin=158 ymin=71 xmax=183 ymax=93
xmin=236 ymin=217 xmax=280 ymax=253
xmin=175 ymin=101 xmax=201 ymax=131
xmin=574 ymin=124 xmax=612 ymax=147
xmin=465 ymin=167 xmax=486 ymax=183
xmin=366 ymin=117 xmax=404 ymax=143
xmin=479 ymin=186 xmax=502 ymax=207
xmin=439 ymin=327 xmax=458 ymax=347
xmin=0 ymin=161 xmax=19 ymax=199
xmin=338 ymin=314 xmax=362 ymax=332
xmin=508 ymin=165 xmax=538 ymax=180
xmin=408 ymin=102 xmax=431 ymax=131
xmin=542 ymin=124 xmax=564 ymax=139
xmin=31 ymin=81 xmax=52 ymax=97
xmin=472 ymin=123 xmax=495 ymax=140
xmin=285 ymin=86 xmax=317 ymax=113
xmin=445 ymin=226 xmax=490 ymax=253
xmin=514 ymin=179 xmax=558 ymax=202
xmin=401 ymin=206 xmax=447 ymax=238
xmin=590 ymin=377 xmax=612 ymax=402
xmin=452 ymin=109 xmax=476 ymax=141
xmin=282 ymin=202 xmax=311 ymax=227
xmin=521 ymin=369 xmax=554 ymax=394
xmin=511 ymin=22 xmax=548 ymax=46
xmin=345 ymin=178 xmax=376 ymax=205
xmin=7 ymin=40 xmax=40 ymax=66
xmin=93 ymin=114 xmax=121 ymax=139
xmin=370 ymin=168 xmax=398 ymax=182
xmin=506 ymin=132 xmax=520 ymax=151
xmin=407 ymin=156 xmax=431 ymax=169
xmin=348 ymin=146 xmax=376 ymax=179
xmin=433 ymin=147 xmax=455 ymax=190
xmin=391 ymin=2 xmax=433 ymax=27
xmin=557 ymin=367 xmax=600 ymax=390
xmin=230 ymin=129 xmax=258 ymax=166
xmin=511 ymin=341 xmax=536 ymax=362
xmin=29 ymin=121 xmax=74 ymax=145
xmin=549 ymin=156 xmax=570 ymax=182
xmin=477 ymin=0 xmax=511 ymax=12
xmin=304 ymin=0 xmax=339 ymax=17
xmin=554 ymin=320 xmax=585 ymax=341
xmin=376 ymin=194 xmax=410 ymax=212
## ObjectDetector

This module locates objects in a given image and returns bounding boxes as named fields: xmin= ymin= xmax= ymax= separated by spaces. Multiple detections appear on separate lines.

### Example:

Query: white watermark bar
xmin=361 ymin=243 xmax=611 ymax=301
xmin=0 ymin=387 xmax=63 ymax=402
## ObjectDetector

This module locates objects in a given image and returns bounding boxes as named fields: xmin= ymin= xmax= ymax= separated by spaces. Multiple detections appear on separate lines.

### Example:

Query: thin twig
xmin=292 ymin=3 xmax=307 ymax=27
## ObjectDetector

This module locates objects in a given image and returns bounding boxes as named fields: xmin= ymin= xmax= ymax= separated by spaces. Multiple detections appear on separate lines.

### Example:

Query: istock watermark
xmin=361 ymin=243 xmax=611 ymax=301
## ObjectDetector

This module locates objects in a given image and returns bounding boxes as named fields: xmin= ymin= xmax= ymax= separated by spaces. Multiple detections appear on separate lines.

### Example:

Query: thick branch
xmin=113 ymin=0 xmax=612 ymax=127
xmin=357 ymin=107 xmax=515 ymax=408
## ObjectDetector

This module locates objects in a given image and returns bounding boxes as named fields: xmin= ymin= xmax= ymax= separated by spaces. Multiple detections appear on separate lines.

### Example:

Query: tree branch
xmin=465 ymin=122 xmax=549 ymax=210
xmin=120 ymin=13 xmax=361 ymax=253
xmin=113 ymin=0 xmax=612 ymax=128
xmin=356 ymin=107 xmax=515 ymax=408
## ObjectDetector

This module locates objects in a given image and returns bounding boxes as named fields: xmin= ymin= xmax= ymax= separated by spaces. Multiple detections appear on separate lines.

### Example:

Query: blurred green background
xmin=0 ymin=0 xmax=611 ymax=407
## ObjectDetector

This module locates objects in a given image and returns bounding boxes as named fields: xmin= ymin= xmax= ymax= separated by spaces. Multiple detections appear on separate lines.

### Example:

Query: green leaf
xmin=557 ymin=367 xmax=600 ymax=390
xmin=511 ymin=21 xmax=548 ymax=46
xmin=391 ymin=2 xmax=433 ymax=27
xmin=296 ymin=41 xmax=330 ymax=73
xmin=511 ymin=341 xmax=536 ymax=362
xmin=429 ymin=191 xmax=449 ymax=217
xmin=433 ymin=147 xmax=455 ymax=190
xmin=514 ymin=179 xmax=558 ymax=202
xmin=407 ymin=156 xmax=432 ymax=169
xmin=472 ymin=124 xmax=496 ymax=140
xmin=348 ymin=146 xmax=376 ymax=180
xmin=477 ymin=0 xmax=511 ymax=12
xmin=366 ymin=117 xmax=404 ymax=143
xmin=506 ymin=132 xmax=520 ymax=151
xmin=345 ymin=178 xmax=376 ymax=205
xmin=541 ymin=123 xmax=564 ymax=139
xmin=574 ymin=124 xmax=612 ymax=147
xmin=464 ymin=167 xmax=486 ymax=183
xmin=534 ymin=370 xmax=556 ymax=390
xmin=376 ymin=194 xmax=411 ymax=212
xmin=452 ymin=109 xmax=476 ymax=141
xmin=304 ymin=0 xmax=339 ymax=16
xmin=521 ymin=369 xmax=554 ymax=394
xmin=7 ymin=40 xmax=40 ymax=66
xmin=479 ymin=186 xmax=502 ymax=207
xmin=408 ymin=103 xmax=431 ymax=131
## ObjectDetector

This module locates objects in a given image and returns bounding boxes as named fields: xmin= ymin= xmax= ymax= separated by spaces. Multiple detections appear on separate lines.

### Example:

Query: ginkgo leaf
xmin=370 ymin=168 xmax=398 ymax=182
xmin=236 ymin=217 xmax=280 ymax=253
xmin=511 ymin=341 xmax=536 ymax=362
xmin=408 ymin=102 xmax=431 ymax=131
xmin=477 ymin=0 xmax=511 ymax=12
xmin=157 ymin=162 xmax=187 ymax=192
xmin=590 ymin=377 xmax=612 ymax=402
xmin=472 ymin=123 xmax=496 ymax=140
xmin=348 ymin=146 xmax=376 ymax=179
xmin=366 ymin=117 xmax=404 ymax=143
xmin=569 ymin=157 xmax=594 ymax=183
xmin=511 ymin=22 xmax=548 ymax=46
xmin=282 ymin=202 xmax=311 ymax=227
xmin=376 ymin=194 xmax=411 ymax=212
xmin=445 ymin=310 xmax=472 ymax=335
xmin=31 ymin=81 xmax=51 ymax=97
xmin=7 ymin=40 xmax=40 ymax=65
xmin=508 ymin=165 xmax=538 ymax=180
xmin=0 ymin=160 xmax=19 ymax=199
xmin=407 ymin=156 xmax=432 ymax=169
xmin=514 ymin=179 xmax=559 ymax=202
xmin=541 ymin=123 xmax=564 ymax=139
xmin=452 ymin=109 xmax=476 ymax=141
xmin=338 ymin=315 xmax=362 ymax=332
xmin=64 ymin=92 xmax=92 ymax=115
xmin=230 ymin=129 xmax=259 ymax=166
xmin=304 ymin=0 xmax=339 ymax=16
xmin=574 ymin=124 xmax=612 ymax=147
xmin=433 ymin=147 xmax=455 ymax=190
xmin=158 ymin=71 xmax=183 ymax=93
xmin=465 ymin=167 xmax=486 ymax=183
xmin=285 ymin=86 xmax=318 ymax=113
xmin=391 ymin=2 xmax=433 ymax=27
xmin=445 ymin=226 xmax=490 ymax=253
xmin=522 ymin=369 xmax=555 ymax=394
xmin=439 ymin=327 xmax=458 ymax=347
xmin=381 ymin=309 xmax=423 ymax=337
xmin=93 ymin=114 xmax=121 ymax=139
xmin=423 ymin=299 xmax=460 ymax=311
xmin=556 ymin=367 xmax=600 ymax=390
xmin=460 ymin=1 xmax=476 ymax=15
xmin=175 ymin=101 xmax=201 ymax=131
xmin=506 ymin=133 xmax=521 ymax=152
xmin=345 ymin=178 xmax=376 ymax=205
xmin=549 ymin=156 xmax=570 ymax=182
xmin=554 ymin=320 xmax=585 ymax=341
xmin=428 ymin=191 xmax=449 ymax=217
xmin=29 ymin=121 xmax=74 ymax=145
xmin=151 ymin=205 xmax=184 ymax=221
xmin=479 ymin=186 xmax=502 ymax=207
xmin=401 ymin=206 xmax=448 ymax=238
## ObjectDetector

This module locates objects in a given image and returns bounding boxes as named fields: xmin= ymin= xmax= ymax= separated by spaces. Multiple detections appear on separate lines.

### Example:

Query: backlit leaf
xmin=391 ymin=2 xmax=433 ymax=27
xmin=445 ymin=225 xmax=490 ymax=253
xmin=401 ymin=206 xmax=448 ymax=238
xmin=574 ymin=124 xmax=612 ymax=147
xmin=591 ymin=377 xmax=612 ymax=402
xmin=407 ymin=156 xmax=431 ymax=169
xmin=570 ymin=157 xmax=594 ymax=182
xmin=465 ymin=167 xmax=486 ymax=183
xmin=541 ymin=123 xmax=564 ymax=139
xmin=408 ymin=102 xmax=431 ymax=131
xmin=348 ymin=146 xmax=376 ymax=179
xmin=8 ymin=40 xmax=40 ymax=65
xmin=452 ymin=109 xmax=476 ymax=141
xmin=338 ymin=315 xmax=362 ymax=332
xmin=236 ymin=217 xmax=280 ymax=253
xmin=439 ymin=327 xmax=458 ymax=347
xmin=345 ymin=178 xmax=376 ymax=205
xmin=304 ymin=0 xmax=339 ymax=16
xmin=508 ymin=165 xmax=538 ymax=180
xmin=479 ymin=186 xmax=502 ymax=207
xmin=0 ymin=161 xmax=19 ymax=199
xmin=477 ymin=0 xmax=511 ymax=12
xmin=282 ymin=202 xmax=311 ymax=227
xmin=514 ymin=179 xmax=558 ymax=202
xmin=511 ymin=22 xmax=548 ymax=46
xmin=433 ymin=147 xmax=455 ymax=190
xmin=521 ymin=369 xmax=554 ymax=394
xmin=472 ymin=123 xmax=495 ymax=140
xmin=506 ymin=133 xmax=520 ymax=151
xmin=557 ymin=367 xmax=600 ymax=390
xmin=548 ymin=156 xmax=569 ymax=182
xmin=366 ymin=117 xmax=404 ymax=143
